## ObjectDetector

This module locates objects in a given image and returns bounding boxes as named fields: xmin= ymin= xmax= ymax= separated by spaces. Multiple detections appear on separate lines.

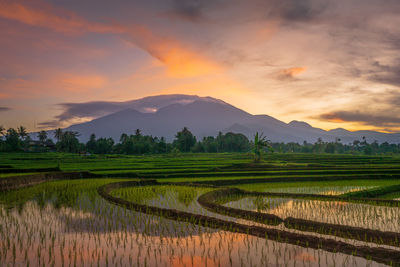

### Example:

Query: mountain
xmin=58 ymin=94 xmax=400 ymax=143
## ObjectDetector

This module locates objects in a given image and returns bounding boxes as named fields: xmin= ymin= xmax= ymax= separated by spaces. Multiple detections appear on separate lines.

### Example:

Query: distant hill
xmin=52 ymin=94 xmax=400 ymax=143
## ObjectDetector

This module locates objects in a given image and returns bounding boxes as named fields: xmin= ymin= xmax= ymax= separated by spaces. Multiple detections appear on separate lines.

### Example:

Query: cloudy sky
xmin=0 ymin=0 xmax=400 ymax=132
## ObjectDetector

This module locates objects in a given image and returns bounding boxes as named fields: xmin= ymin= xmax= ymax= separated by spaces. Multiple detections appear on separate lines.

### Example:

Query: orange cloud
xmin=0 ymin=1 xmax=120 ymax=34
xmin=124 ymin=25 xmax=222 ymax=78
xmin=158 ymin=72 xmax=247 ymax=98
xmin=317 ymin=112 xmax=346 ymax=123
xmin=278 ymin=67 xmax=307 ymax=79
xmin=0 ymin=1 xmax=221 ymax=78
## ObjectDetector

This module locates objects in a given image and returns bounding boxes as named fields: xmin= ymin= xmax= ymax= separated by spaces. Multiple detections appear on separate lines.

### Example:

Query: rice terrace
xmin=2 ymin=0 xmax=400 ymax=266
xmin=1 ymin=152 xmax=400 ymax=266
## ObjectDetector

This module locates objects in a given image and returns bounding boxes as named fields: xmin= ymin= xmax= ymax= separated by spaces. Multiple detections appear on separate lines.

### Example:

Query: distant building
xmin=26 ymin=140 xmax=56 ymax=152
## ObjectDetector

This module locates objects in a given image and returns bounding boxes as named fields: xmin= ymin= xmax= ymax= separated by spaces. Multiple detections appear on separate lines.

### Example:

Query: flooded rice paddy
xmin=1 ymin=179 xmax=399 ymax=266
xmin=0 ymin=194 xmax=386 ymax=267
xmin=223 ymin=196 xmax=400 ymax=232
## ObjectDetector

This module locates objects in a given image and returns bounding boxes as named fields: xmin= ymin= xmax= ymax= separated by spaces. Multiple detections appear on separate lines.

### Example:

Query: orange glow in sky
xmin=0 ymin=0 xmax=399 ymax=133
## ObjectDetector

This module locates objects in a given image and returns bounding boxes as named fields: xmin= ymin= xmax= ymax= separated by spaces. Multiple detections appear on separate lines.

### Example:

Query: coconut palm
xmin=37 ymin=130 xmax=48 ymax=145
xmin=17 ymin=126 xmax=27 ymax=140
xmin=120 ymin=133 xmax=128 ymax=143
xmin=54 ymin=128 xmax=63 ymax=142
xmin=0 ymin=125 xmax=4 ymax=139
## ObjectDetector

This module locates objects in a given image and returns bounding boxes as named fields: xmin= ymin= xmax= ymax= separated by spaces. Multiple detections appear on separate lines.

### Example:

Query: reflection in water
xmin=225 ymin=196 xmax=400 ymax=232
xmin=0 ymin=192 xmax=388 ymax=267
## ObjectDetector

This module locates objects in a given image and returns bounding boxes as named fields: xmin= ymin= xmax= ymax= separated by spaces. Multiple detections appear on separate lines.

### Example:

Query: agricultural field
xmin=1 ymin=152 xmax=400 ymax=266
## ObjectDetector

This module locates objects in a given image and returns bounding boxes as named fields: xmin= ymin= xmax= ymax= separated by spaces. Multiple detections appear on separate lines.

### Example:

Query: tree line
xmin=1 ymin=125 xmax=400 ymax=155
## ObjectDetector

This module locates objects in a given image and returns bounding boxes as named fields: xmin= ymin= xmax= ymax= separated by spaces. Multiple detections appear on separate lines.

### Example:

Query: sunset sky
xmin=1 ymin=0 xmax=400 ymax=133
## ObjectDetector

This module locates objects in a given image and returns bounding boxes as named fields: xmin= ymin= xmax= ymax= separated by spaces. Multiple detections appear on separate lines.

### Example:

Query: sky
xmin=0 ymin=0 xmax=400 ymax=133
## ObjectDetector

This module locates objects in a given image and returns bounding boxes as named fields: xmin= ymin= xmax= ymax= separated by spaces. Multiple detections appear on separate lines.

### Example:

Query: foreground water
xmin=0 ymin=191 xmax=390 ymax=267
xmin=224 ymin=196 xmax=400 ymax=232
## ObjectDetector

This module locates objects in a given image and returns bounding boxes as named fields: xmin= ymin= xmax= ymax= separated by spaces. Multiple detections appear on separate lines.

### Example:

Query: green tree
xmin=54 ymin=128 xmax=63 ymax=142
xmin=86 ymin=134 xmax=97 ymax=153
xmin=202 ymin=136 xmax=217 ymax=152
xmin=5 ymin=128 xmax=21 ymax=151
xmin=325 ymin=143 xmax=335 ymax=154
xmin=57 ymin=131 xmax=80 ymax=153
xmin=17 ymin=126 xmax=27 ymax=141
xmin=173 ymin=127 xmax=196 ymax=152
xmin=253 ymin=132 xmax=269 ymax=163
xmin=156 ymin=137 xmax=167 ymax=153
xmin=0 ymin=125 xmax=4 ymax=140
xmin=37 ymin=130 xmax=48 ymax=145
xmin=191 ymin=141 xmax=205 ymax=152
xmin=94 ymin=138 xmax=114 ymax=154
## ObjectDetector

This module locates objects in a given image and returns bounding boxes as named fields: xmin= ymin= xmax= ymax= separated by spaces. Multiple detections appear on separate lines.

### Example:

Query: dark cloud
xmin=172 ymin=0 xmax=203 ymax=20
xmin=368 ymin=60 xmax=400 ymax=87
xmin=168 ymin=0 xmax=218 ymax=21
xmin=37 ymin=120 xmax=62 ymax=129
xmin=0 ymin=107 xmax=11 ymax=112
xmin=280 ymin=0 xmax=328 ymax=22
xmin=319 ymin=111 xmax=400 ymax=127
xmin=55 ymin=102 xmax=124 ymax=121
xmin=38 ymin=95 xmax=207 ymax=128
xmin=167 ymin=0 xmax=329 ymax=23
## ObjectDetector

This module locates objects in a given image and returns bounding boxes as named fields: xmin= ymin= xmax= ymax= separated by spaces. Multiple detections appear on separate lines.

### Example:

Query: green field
xmin=1 ymin=152 xmax=400 ymax=266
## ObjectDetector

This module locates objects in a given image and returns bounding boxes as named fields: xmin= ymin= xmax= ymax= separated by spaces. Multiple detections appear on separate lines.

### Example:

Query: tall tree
xmin=0 ymin=125 xmax=4 ymax=140
xmin=57 ymin=131 xmax=80 ymax=153
xmin=5 ymin=128 xmax=21 ymax=151
xmin=37 ymin=131 xmax=48 ymax=145
xmin=17 ymin=126 xmax=27 ymax=140
xmin=54 ymin=128 xmax=63 ymax=142
xmin=174 ymin=127 xmax=196 ymax=152
xmin=253 ymin=132 xmax=270 ymax=163
xmin=86 ymin=134 xmax=97 ymax=153
xmin=119 ymin=133 xmax=128 ymax=143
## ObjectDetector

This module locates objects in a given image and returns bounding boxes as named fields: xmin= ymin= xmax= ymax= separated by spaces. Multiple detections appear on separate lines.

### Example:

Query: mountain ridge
xmin=50 ymin=94 xmax=400 ymax=143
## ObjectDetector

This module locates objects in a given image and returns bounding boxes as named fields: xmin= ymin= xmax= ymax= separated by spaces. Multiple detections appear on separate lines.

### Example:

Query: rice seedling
xmin=224 ymin=196 xmax=400 ymax=233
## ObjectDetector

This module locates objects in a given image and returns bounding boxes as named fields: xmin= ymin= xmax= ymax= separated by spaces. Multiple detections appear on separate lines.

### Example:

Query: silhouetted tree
xmin=174 ymin=127 xmax=196 ymax=152
xmin=5 ymin=128 xmax=21 ymax=151
xmin=325 ymin=143 xmax=335 ymax=154
xmin=57 ymin=131 xmax=80 ymax=153
xmin=86 ymin=134 xmax=97 ymax=153
xmin=54 ymin=128 xmax=63 ymax=142
xmin=37 ymin=131 xmax=48 ymax=145
xmin=0 ymin=125 xmax=4 ymax=140
xmin=17 ymin=126 xmax=27 ymax=141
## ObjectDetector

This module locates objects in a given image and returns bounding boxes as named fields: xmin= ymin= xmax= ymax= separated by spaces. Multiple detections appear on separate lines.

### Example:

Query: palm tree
xmin=54 ymin=128 xmax=63 ymax=142
xmin=37 ymin=131 xmax=48 ymax=145
xmin=120 ymin=133 xmax=128 ymax=143
xmin=0 ymin=125 xmax=4 ymax=140
xmin=17 ymin=126 xmax=27 ymax=140
xmin=253 ymin=132 xmax=270 ymax=163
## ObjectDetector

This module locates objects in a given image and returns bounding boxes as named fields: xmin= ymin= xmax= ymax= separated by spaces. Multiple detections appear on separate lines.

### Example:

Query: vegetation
xmin=2 ymin=125 xmax=400 ymax=156
xmin=253 ymin=132 xmax=271 ymax=162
